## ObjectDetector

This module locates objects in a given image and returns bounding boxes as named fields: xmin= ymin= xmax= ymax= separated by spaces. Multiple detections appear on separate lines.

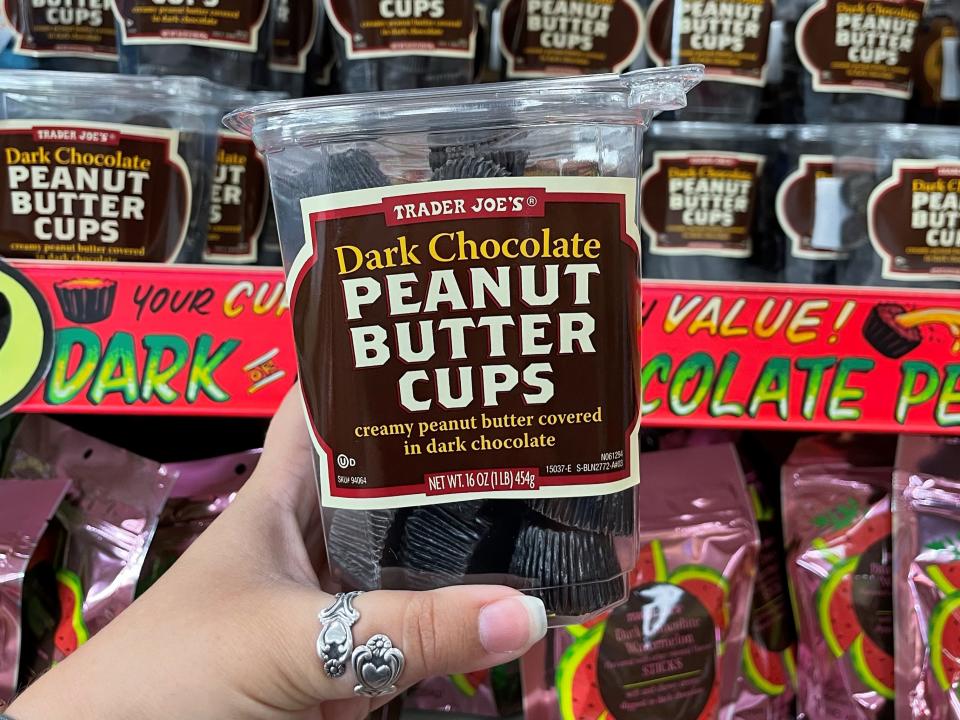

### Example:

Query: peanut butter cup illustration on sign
xmin=53 ymin=278 xmax=117 ymax=324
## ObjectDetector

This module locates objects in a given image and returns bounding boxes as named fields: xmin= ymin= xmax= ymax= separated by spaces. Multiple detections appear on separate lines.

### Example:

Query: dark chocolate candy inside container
xmin=0 ymin=71 xmax=222 ymax=264
xmin=226 ymin=68 xmax=702 ymax=624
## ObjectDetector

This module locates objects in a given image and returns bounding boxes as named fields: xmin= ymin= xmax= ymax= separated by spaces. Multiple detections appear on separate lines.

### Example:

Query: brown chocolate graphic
xmin=640 ymin=151 xmax=762 ymax=257
xmin=114 ymin=0 xmax=269 ymax=51
xmin=3 ymin=0 xmax=117 ymax=58
xmin=325 ymin=0 xmax=475 ymax=58
xmin=796 ymin=0 xmax=924 ymax=99
xmin=270 ymin=0 xmax=318 ymax=71
xmin=0 ymin=121 xmax=191 ymax=263
xmin=204 ymin=132 xmax=268 ymax=263
xmin=777 ymin=154 xmax=845 ymax=259
xmin=291 ymin=181 xmax=638 ymax=505
xmin=868 ymin=160 xmax=960 ymax=280
xmin=646 ymin=0 xmax=773 ymax=85
xmin=498 ymin=0 xmax=644 ymax=78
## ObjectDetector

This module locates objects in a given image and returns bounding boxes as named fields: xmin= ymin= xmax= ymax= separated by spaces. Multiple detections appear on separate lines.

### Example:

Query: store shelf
xmin=4 ymin=259 xmax=960 ymax=434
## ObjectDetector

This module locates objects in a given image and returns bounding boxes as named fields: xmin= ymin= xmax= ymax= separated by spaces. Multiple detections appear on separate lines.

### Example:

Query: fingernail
xmin=478 ymin=595 xmax=548 ymax=655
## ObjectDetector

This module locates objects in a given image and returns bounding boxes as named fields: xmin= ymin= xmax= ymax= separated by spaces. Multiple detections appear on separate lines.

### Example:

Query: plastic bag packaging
xmin=640 ymin=122 xmax=787 ymax=283
xmin=496 ymin=0 xmax=645 ymax=79
xmin=0 ymin=0 xmax=116 ymax=71
xmin=138 ymin=450 xmax=260 ymax=594
xmin=2 ymin=416 xmax=173 ymax=671
xmin=892 ymin=435 xmax=960 ymax=720
xmin=908 ymin=0 xmax=960 ymax=124
xmin=522 ymin=442 xmax=759 ymax=720
xmin=268 ymin=0 xmax=322 ymax=96
xmin=226 ymin=68 xmax=701 ymax=625
xmin=323 ymin=0 xmax=478 ymax=91
xmin=0 ymin=478 xmax=70 ymax=708
xmin=114 ymin=0 xmax=271 ymax=89
xmin=406 ymin=662 xmax=522 ymax=716
xmin=643 ymin=0 xmax=775 ymax=121
xmin=0 ymin=71 xmax=222 ymax=265
xmin=782 ymin=435 xmax=895 ymax=720
xmin=205 ymin=89 xmax=286 ymax=266
xmin=777 ymin=0 xmax=923 ymax=122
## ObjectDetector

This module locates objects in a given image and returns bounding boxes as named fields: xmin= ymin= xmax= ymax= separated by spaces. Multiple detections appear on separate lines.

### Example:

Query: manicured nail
xmin=478 ymin=595 xmax=548 ymax=654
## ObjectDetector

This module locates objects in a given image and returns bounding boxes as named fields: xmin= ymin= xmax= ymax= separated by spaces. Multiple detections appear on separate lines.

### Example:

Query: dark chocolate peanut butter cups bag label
xmin=290 ymin=176 xmax=640 ymax=510
xmin=498 ymin=0 xmax=644 ymax=78
xmin=204 ymin=131 xmax=268 ymax=264
xmin=270 ymin=0 xmax=319 ymax=72
xmin=2 ymin=0 xmax=117 ymax=58
xmin=796 ymin=0 xmax=925 ymax=99
xmin=868 ymin=160 xmax=960 ymax=280
xmin=324 ymin=0 xmax=475 ymax=59
xmin=646 ymin=0 xmax=773 ymax=85
xmin=114 ymin=0 xmax=269 ymax=51
xmin=777 ymin=154 xmax=848 ymax=260
xmin=0 ymin=120 xmax=191 ymax=263
xmin=640 ymin=151 xmax=763 ymax=258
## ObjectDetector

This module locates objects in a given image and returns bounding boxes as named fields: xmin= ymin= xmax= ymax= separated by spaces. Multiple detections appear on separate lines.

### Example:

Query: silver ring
xmin=352 ymin=634 xmax=405 ymax=697
xmin=317 ymin=592 xmax=362 ymax=678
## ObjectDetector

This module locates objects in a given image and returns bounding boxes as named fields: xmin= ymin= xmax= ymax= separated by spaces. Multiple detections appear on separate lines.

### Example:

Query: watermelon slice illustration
xmin=850 ymin=634 xmax=893 ymax=698
xmin=930 ymin=592 xmax=960 ymax=692
xmin=557 ymin=624 xmax=608 ymax=720
xmin=54 ymin=569 xmax=89 ymax=658
xmin=928 ymin=562 xmax=960 ymax=596
xmin=817 ymin=557 xmax=860 ymax=657
xmin=671 ymin=565 xmax=730 ymax=633
xmin=450 ymin=669 xmax=489 ymax=697
xmin=741 ymin=636 xmax=787 ymax=697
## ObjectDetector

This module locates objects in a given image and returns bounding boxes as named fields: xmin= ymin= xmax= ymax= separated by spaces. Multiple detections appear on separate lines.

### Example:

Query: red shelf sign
xmin=3 ymin=260 xmax=960 ymax=433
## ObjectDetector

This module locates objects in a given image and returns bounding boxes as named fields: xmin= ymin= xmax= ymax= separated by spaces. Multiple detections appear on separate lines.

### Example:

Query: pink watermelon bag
xmin=782 ymin=435 xmax=895 ymax=720
xmin=894 ymin=435 xmax=960 ymax=720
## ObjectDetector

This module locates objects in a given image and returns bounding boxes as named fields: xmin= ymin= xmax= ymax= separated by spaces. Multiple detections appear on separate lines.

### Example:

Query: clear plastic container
xmin=0 ymin=71 xmax=222 ymax=264
xmin=226 ymin=67 xmax=701 ymax=624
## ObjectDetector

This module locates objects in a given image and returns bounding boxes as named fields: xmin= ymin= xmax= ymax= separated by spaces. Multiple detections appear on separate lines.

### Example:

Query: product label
xmin=796 ymin=0 xmax=925 ymax=99
xmin=640 ymin=151 xmax=763 ymax=258
xmin=0 ymin=120 xmax=191 ymax=263
xmin=868 ymin=159 xmax=960 ymax=280
xmin=777 ymin=154 xmax=847 ymax=260
xmin=270 ymin=0 xmax=318 ymax=72
xmin=325 ymin=0 xmax=476 ymax=59
xmin=204 ymin=131 xmax=268 ymax=264
xmin=2 ymin=0 xmax=117 ymax=59
xmin=114 ymin=0 xmax=269 ymax=51
xmin=498 ymin=0 xmax=644 ymax=78
xmin=598 ymin=582 xmax=718 ymax=719
xmin=645 ymin=0 xmax=773 ymax=86
xmin=289 ymin=176 xmax=640 ymax=509
xmin=852 ymin=535 xmax=894 ymax=656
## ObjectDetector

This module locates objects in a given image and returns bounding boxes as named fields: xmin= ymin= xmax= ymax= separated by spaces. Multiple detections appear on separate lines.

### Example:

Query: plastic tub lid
xmin=224 ymin=66 xmax=704 ymax=152
xmin=0 ymin=70 xmax=225 ymax=107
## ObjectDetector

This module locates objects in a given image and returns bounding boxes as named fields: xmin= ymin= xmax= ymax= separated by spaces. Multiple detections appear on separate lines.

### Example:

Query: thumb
xmin=278 ymin=585 xmax=547 ymax=702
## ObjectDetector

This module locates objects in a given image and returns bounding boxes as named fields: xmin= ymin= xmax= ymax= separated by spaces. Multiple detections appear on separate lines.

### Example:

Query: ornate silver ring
xmin=317 ymin=591 xmax=362 ymax=678
xmin=352 ymin=634 xmax=405 ymax=697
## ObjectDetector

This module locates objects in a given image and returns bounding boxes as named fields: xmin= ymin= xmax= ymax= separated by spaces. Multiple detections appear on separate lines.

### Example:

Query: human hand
xmin=7 ymin=387 xmax=547 ymax=720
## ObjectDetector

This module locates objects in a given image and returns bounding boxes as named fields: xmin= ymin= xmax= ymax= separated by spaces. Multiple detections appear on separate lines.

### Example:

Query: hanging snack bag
xmin=0 ymin=478 xmax=70 ymax=707
xmin=205 ymin=89 xmax=286 ymax=266
xmin=496 ymin=0 xmax=645 ymax=79
xmin=226 ymin=68 xmax=700 ymax=624
xmin=537 ymin=443 xmax=759 ymax=720
xmin=324 ymin=0 xmax=478 ymax=92
xmin=3 ymin=416 xmax=173 ymax=665
xmin=268 ymin=0 xmax=322 ymax=96
xmin=0 ymin=71 xmax=221 ymax=265
xmin=778 ymin=0 xmax=924 ymax=122
xmin=407 ymin=662 xmax=522 ymax=717
xmin=644 ymin=0 xmax=775 ymax=121
xmin=892 ymin=435 xmax=960 ymax=720
xmin=114 ymin=0 xmax=271 ymax=89
xmin=0 ymin=0 xmax=116 ymax=71
xmin=640 ymin=122 xmax=786 ymax=283
xmin=138 ymin=450 xmax=260 ymax=594
xmin=782 ymin=435 xmax=895 ymax=720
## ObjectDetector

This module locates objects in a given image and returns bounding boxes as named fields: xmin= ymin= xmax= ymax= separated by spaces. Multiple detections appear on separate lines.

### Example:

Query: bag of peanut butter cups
xmin=226 ymin=68 xmax=701 ymax=625
xmin=0 ymin=0 xmax=117 ymax=72
xmin=894 ymin=435 xmax=960 ymax=720
xmin=3 ymin=416 xmax=173 ymax=670
xmin=0 ymin=71 xmax=222 ymax=264
xmin=0 ymin=478 xmax=70 ymax=708
xmin=782 ymin=434 xmax=895 ymax=720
